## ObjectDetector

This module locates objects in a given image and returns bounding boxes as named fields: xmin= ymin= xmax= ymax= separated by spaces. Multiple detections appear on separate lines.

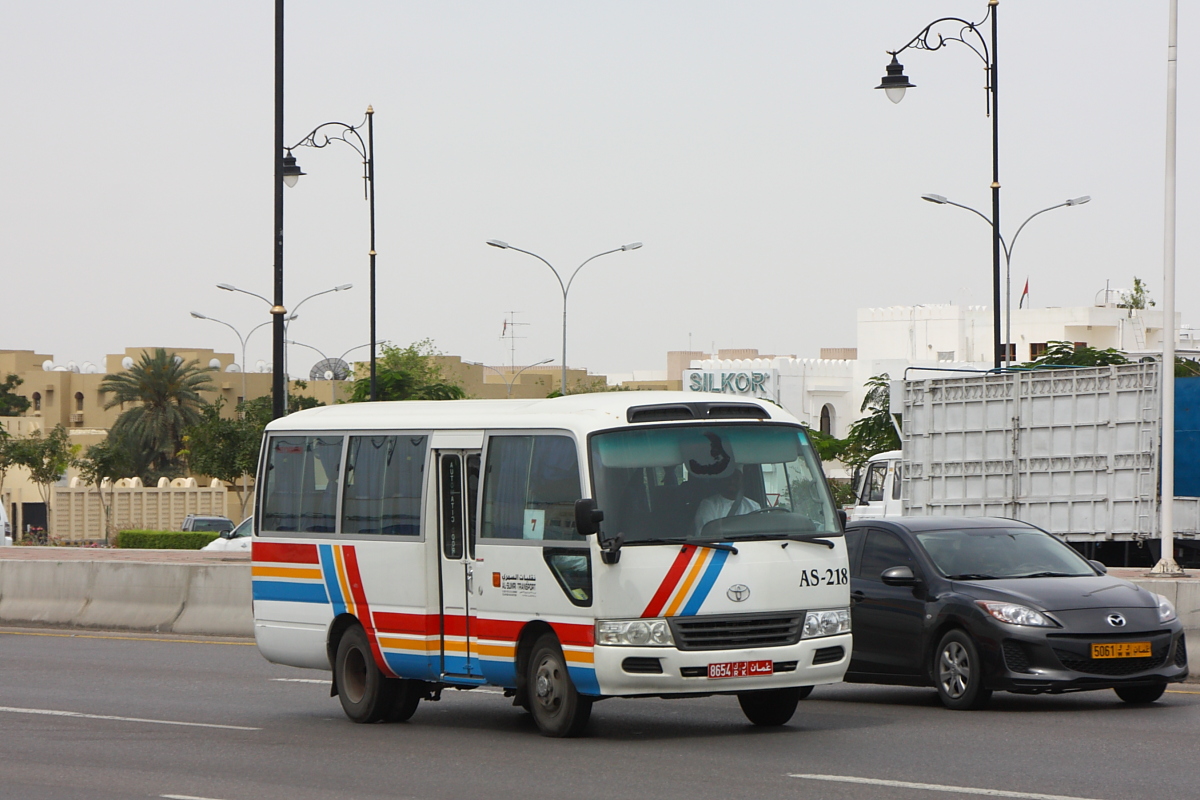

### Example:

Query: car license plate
xmin=1091 ymin=642 xmax=1152 ymax=659
xmin=707 ymin=660 xmax=773 ymax=679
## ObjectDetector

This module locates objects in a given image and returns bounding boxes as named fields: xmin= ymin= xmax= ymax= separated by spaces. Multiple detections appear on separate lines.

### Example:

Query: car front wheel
xmin=934 ymin=630 xmax=992 ymax=710
xmin=1114 ymin=684 xmax=1166 ymax=704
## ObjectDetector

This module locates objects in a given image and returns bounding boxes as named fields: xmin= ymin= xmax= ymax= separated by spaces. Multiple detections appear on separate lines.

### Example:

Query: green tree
xmin=348 ymin=340 xmax=466 ymax=402
xmin=99 ymin=349 xmax=215 ymax=475
xmin=183 ymin=399 xmax=266 ymax=518
xmin=1021 ymin=341 xmax=1129 ymax=368
xmin=1118 ymin=277 xmax=1156 ymax=310
xmin=0 ymin=374 xmax=31 ymax=416
xmin=1177 ymin=358 xmax=1200 ymax=378
xmin=0 ymin=428 xmax=21 ymax=503
xmin=839 ymin=374 xmax=902 ymax=471
xmin=18 ymin=425 xmax=78 ymax=539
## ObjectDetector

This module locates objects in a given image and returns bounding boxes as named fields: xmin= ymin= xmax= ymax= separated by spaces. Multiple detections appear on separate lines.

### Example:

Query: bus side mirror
xmin=575 ymin=499 xmax=604 ymax=537
xmin=837 ymin=508 xmax=847 ymax=531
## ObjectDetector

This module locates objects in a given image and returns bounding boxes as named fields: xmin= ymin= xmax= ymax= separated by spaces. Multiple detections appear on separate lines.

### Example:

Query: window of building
xmin=1074 ymin=341 xmax=1088 ymax=349
xmin=260 ymin=435 xmax=344 ymax=532
xmin=480 ymin=435 xmax=582 ymax=542
xmin=1030 ymin=343 xmax=1048 ymax=360
xmin=1001 ymin=343 xmax=1016 ymax=361
xmin=341 ymin=435 xmax=427 ymax=536
xmin=819 ymin=404 xmax=834 ymax=436
xmin=74 ymin=392 xmax=84 ymax=412
xmin=31 ymin=392 xmax=40 ymax=412
xmin=937 ymin=351 xmax=955 ymax=361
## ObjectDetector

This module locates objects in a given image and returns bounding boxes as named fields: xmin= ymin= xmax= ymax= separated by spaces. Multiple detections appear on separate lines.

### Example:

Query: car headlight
xmin=596 ymin=618 xmax=675 ymax=647
xmin=1155 ymin=594 xmax=1178 ymax=623
xmin=977 ymin=601 xmax=1057 ymax=627
xmin=802 ymin=609 xmax=851 ymax=639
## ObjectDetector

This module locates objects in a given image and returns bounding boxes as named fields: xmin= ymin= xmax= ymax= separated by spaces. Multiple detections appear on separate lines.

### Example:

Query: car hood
xmin=951 ymin=575 xmax=1157 ymax=612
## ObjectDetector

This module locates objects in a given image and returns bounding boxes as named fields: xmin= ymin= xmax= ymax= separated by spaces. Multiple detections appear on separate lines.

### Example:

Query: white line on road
xmin=161 ymin=795 xmax=229 ymax=800
xmin=0 ymin=705 xmax=260 ymax=731
xmin=269 ymin=678 xmax=327 ymax=684
xmin=787 ymin=774 xmax=1109 ymax=800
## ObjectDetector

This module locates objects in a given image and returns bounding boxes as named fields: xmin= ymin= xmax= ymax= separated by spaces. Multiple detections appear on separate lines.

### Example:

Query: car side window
xmin=861 ymin=462 xmax=886 ymax=503
xmin=860 ymin=529 xmax=916 ymax=583
xmin=844 ymin=528 xmax=865 ymax=578
xmin=891 ymin=464 xmax=902 ymax=500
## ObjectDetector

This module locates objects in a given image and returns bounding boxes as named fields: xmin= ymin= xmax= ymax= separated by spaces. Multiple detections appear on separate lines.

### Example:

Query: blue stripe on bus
xmin=381 ymin=651 xmax=440 ymax=682
xmin=568 ymin=665 xmax=601 ymax=696
xmin=679 ymin=548 xmax=730 ymax=616
xmin=252 ymin=580 xmax=330 ymax=604
xmin=318 ymin=544 xmax=346 ymax=616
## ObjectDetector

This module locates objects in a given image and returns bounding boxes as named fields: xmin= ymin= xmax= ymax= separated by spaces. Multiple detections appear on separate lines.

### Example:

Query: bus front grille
xmin=668 ymin=613 xmax=803 ymax=651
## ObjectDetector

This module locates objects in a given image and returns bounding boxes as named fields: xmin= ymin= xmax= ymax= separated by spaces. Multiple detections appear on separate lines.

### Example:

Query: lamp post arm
xmin=565 ymin=248 xmax=622 ymax=296
xmin=291 ymin=286 xmax=340 ymax=317
xmin=890 ymin=12 xmax=991 ymax=68
xmin=1007 ymin=202 xmax=1069 ymax=260
xmin=287 ymin=340 xmax=329 ymax=362
xmin=222 ymin=286 xmax=273 ymax=307
xmin=935 ymin=198 xmax=1011 ymax=259
xmin=504 ymin=245 xmax=566 ymax=297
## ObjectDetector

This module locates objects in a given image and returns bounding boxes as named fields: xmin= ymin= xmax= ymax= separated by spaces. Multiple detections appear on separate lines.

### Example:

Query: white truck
xmin=847 ymin=363 xmax=1200 ymax=562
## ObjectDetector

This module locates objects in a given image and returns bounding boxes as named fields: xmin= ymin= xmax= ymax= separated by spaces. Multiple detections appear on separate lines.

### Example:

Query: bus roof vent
xmin=626 ymin=402 xmax=770 ymax=424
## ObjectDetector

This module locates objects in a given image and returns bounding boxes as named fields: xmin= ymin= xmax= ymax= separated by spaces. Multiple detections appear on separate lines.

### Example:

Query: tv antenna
xmin=500 ymin=311 xmax=529 ymax=373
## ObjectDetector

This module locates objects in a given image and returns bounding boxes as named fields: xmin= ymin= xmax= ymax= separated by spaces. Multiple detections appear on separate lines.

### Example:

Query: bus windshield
xmin=589 ymin=424 xmax=839 ymax=543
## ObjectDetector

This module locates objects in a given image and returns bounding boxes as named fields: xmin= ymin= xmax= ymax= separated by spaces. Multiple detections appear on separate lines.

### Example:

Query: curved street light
xmin=190 ymin=312 xmax=287 ymax=406
xmin=920 ymin=193 xmax=1091 ymax=363
xmin=486 ymin=240 xmax=642 ymax=393
xmin=283 ymin=108 xmax=378 ymax=402
xmin=878 ymin=3 xmax=1002 ymax=368
xmin=288 ymin=340 xmax=372 ymax=404
xmin=481 ymin=358 xmax=555 ymax=398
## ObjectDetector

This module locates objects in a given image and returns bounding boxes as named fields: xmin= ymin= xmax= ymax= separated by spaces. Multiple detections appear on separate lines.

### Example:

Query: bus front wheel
xmin=527 ymin=633 xmax=593 ymax=737
xmin=335 ymin=624 xmax=397 ymax=723
xmin=737 ymin=686 xmax=801 ymax=726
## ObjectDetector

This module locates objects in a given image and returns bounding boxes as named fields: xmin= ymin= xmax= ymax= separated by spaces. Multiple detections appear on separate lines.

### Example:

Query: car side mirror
xmin=880 ymin=565 xmax=917 ymax=586
xmin=219 ymin=530 xmax=233 ymax=540
xmin=574 ymin=499 xmax=604 ymax=537
xmin=1088 ymin=559 xmax=1108 ymax=575
xmin=837 ymin=508 xmax=848 ymax=530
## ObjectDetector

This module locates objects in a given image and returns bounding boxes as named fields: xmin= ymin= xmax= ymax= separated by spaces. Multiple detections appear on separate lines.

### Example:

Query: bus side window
xmin=480 ymin=435 xmax=583 ymax=542
xmin=891 ymin=463 xmax=902 ymax=501
xmin=261 ymin=435 xmax=343 ymax=533
xmin=342 ymin=435 xmax=427 ymax=536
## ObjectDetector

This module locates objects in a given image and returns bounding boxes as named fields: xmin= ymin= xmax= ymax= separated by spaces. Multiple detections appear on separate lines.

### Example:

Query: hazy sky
xmin=2 ymin=2 xmax=1196 ymax=378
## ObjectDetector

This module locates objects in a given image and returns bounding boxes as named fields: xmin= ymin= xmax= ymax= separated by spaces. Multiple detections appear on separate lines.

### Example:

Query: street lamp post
xmin=189 ymin=312 xmax=281 ymax=406
xmin=878 ymin=1 xmax=1004 ymax=369
xmin=920 ymin=193 xmax=1091 ymax=363
xmin=288 ymin=340 xmax=371 ymax=404
xmin=282 ymin=108 xmax=378 ymax=401
xmin=481 ymin=359 xmax=554 ymax=398
xmin=486 ymin=240 xmax=642 ymax=393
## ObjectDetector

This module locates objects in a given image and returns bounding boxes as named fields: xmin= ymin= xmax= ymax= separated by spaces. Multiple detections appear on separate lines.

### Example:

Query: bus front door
xmin=436 ymin=450 xmax=483 ymax=680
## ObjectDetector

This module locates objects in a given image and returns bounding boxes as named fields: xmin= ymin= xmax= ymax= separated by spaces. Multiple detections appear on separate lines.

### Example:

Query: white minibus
xmin=252 ymin=392 xmax=851 ymax=736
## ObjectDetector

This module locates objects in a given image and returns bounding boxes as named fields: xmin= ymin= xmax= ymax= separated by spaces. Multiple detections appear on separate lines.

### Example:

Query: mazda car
xmin=842 ymin=517 xmax=1187 ymax=709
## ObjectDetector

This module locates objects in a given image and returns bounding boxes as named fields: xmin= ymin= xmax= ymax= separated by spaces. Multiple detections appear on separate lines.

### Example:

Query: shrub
xmin=116 ymin=530 xmax=219 ymax=549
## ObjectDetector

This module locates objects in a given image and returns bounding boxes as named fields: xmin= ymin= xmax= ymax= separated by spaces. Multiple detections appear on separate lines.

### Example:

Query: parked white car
xmin=200 ymin=516 xmax=252 ymax=552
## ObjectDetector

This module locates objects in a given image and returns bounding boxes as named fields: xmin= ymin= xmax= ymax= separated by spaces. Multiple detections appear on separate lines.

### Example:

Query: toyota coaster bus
xmin=251 ymin=392 xmax=851 ymax=736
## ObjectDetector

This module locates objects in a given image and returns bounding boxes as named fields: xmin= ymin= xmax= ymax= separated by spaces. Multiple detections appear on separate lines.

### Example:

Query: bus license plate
xmin=1091 ymin=642 xmax=1152 ymax=659
xmin=708 ymin=660 xmax=773 ymax=679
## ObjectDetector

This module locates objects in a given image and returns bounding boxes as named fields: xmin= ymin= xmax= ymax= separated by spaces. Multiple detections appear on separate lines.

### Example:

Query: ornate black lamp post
xmin=282 ymin=109 xmax=378 ymax=401
xmin=878 ymin=1 xmax=1003 ymax=369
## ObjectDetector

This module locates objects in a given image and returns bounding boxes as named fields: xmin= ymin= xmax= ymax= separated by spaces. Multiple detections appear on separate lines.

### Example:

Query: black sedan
xmin=842 ymin=517 xmax=1188 ymax=709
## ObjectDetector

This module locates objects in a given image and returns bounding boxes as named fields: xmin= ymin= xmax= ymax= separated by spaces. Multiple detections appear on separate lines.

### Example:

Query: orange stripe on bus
xmin=251 ymin=566 xmax=323 ymax=580
xmin=665 ymin=548 xmax=711 ymax=617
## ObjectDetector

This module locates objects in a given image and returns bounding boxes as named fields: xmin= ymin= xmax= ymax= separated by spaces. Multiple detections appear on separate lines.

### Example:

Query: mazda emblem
xmin=727 ymin=584 xmax=750 ymax=602
xmin=1107 ymin=613 xmax=1126 ymax=627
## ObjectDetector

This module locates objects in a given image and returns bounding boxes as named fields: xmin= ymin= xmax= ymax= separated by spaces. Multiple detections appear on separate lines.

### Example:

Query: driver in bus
xmin=693 ymin=466 xmax=760 ymax=536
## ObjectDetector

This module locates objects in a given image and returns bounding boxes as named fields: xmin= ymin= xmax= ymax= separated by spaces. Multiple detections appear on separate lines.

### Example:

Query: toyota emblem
xmin=1107 ymin=613 xmax=1126 ymax=627
xmin=727 ymin=584 xmax=750 ymax=602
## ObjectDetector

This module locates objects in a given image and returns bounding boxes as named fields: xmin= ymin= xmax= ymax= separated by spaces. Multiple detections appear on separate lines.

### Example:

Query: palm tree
xmin=100 ymin=349 xmax=216 ymax=475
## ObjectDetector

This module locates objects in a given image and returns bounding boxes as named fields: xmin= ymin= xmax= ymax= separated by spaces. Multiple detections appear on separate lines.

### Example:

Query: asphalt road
xmin=1 ymin=626 xmax=1197 ymax=800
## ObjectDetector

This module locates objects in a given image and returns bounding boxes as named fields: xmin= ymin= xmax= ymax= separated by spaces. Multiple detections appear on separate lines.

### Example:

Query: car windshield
xmin=589 ymin=423 xmax=839 ymax=543
xmin=230 ymin=517 xmax=253 ymax=538
xmin=191 ymin=518 xmax=232 ymax=532
xmin=914 ymin=528 xmax=1095 ymax=579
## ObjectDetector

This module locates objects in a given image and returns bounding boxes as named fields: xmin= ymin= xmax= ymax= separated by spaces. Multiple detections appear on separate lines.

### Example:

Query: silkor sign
xmin=684 ymin=369 xmax=777 ymax=399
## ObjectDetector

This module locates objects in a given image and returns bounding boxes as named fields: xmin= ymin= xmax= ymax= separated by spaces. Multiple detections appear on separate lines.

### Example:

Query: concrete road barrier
xmin=0 ymin=557 xmax=251 ymax=637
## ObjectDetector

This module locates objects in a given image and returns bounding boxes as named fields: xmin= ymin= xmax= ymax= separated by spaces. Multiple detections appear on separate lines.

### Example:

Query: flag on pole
xmin=1019 ymin=279 xmax=1030 ymax=309
xmin=502 ymin=320 xmax=507 ymax=336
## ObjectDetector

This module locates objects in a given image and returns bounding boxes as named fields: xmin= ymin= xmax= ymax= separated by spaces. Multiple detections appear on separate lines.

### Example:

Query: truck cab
xmin=845 ymin=450 xmax=902 ymax=520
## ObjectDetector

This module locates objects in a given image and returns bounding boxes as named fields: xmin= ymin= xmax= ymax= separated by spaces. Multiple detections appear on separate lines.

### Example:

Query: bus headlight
xmin=802 ymin=609 xmax=851 ymax=639
xmin=596 ymin=618 xmax=675 ymax=647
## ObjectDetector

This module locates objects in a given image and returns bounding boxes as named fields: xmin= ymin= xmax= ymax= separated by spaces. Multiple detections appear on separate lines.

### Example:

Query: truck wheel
xmin=527 ymin=633 xmax=592 ymax=737
xmin=335 ymin=624 xmax=396 ymax=723
xmin=934 ymin=630 xmax=992 ymax=710
xmin=738 ymin=687 xmax=801 ymax=726
xmin=1114 ymin=684 xmax=1166 ymax=704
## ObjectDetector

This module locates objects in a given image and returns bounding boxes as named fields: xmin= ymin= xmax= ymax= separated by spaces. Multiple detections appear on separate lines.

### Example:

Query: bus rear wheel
xmin=527 ymin=633 xmax=593 ymax=737
xmin=335 ymin=624 xmax=397 ymax=723
xmin=737 ymin=687 xmax=801 ymax=726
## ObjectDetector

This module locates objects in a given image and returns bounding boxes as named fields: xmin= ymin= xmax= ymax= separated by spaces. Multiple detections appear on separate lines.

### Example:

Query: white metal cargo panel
xmin=900 ymin=363 xmax=1189 ymax=540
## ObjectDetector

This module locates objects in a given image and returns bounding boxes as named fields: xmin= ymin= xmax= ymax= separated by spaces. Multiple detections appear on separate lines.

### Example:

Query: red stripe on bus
xmin=341 ymin=546 xmax=397 ymax=678
xmin=373 ymin=612 xmax=440 ymax=636
xmin=474 ymin=618 xmax=524 ymax=641
xmin=252 ymin=541 xmax=319 ymax=564
xmin=641 ymin=545 xmax=696 ymax=618
xmin=551 ymin=621 xmax=595 ymax=647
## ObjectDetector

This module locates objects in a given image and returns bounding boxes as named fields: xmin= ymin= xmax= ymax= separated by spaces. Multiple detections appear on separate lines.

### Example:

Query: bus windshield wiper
xmin=626 ymin=537 xmax=739 ymax=554
xmin=728 ymin=533 xmax=839 ymax=549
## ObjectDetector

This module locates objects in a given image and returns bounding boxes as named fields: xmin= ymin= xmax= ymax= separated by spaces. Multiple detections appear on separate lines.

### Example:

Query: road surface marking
xmin=0 ymin=630 xmax=253 ymax=646
xmin=1166 ymin=688 xmax=1200 ymax=694
xmin=162 ymin=795 xmax=229 ymax=800
xmin=788 ymin=774 xmax=1107 ymax=800
xmin=0 ymin=705 xmax=260 ymax=731
xmin=270 ymin=678 xmax=328 ymax=684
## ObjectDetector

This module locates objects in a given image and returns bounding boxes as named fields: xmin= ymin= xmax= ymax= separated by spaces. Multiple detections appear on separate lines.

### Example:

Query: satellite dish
xmin=173 ymin=355 xmax=183 ymax=366
xmin=121 ymin=356 xmax=135 ymax=370
xmin=208 ymin=358 xmax=222 ymax=369
xmin=310 ymin=358 xmax=350 ymax=381
xmin=256 ymin=360 xmax=268 ymax=373
xmin=81 ymin=362 xmax=98 ymax=374
xmin=42 ymin=360 xmax=54 ymax=371
xmin=66 ymin=361 xmax=79 ymax=372
xmin=225 ymin=363 xmax=241 ymax=373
